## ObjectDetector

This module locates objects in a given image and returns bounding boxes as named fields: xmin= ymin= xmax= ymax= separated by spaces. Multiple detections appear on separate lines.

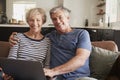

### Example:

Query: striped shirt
xmin=8 ymin=33 xmax=51 ymax=67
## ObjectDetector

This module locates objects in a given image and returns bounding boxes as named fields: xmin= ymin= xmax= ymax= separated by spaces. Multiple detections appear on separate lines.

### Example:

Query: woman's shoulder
xmin=16 ymin=33 xmax=24 ymax=36
xmin=43 ymin=37 xmax=51 ymax=44
xmin=44 ymin=37 xmax=50 ymax=41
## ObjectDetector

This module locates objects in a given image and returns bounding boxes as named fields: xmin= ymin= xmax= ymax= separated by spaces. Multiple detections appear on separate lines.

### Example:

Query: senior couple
xmin=1 ymin=6 xmax=96 ymax=80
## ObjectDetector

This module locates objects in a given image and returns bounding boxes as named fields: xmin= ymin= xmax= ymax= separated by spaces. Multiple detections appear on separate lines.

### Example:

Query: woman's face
xmin=27 ymin=13 xmax=43 ymax=33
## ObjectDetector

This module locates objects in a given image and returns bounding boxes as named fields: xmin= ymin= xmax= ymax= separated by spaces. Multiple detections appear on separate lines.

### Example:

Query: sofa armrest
xmin=92 ymin=41 xmax=118 ymax=52
xmin=0 ymin=41 xmax=10 ymax=57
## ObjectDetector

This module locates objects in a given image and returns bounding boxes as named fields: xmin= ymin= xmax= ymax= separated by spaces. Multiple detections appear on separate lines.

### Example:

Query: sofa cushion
xmin=90 ymin=46 xmax=120 ymax=80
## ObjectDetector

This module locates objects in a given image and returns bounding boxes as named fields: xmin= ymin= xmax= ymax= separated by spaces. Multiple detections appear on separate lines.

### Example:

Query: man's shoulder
xmin=74 ymin=28 xmax=87 ymax=31
xmin=74 ymin=29 xmax=89 ymax=34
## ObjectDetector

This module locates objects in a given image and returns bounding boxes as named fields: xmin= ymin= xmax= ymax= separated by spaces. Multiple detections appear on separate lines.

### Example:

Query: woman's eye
xmin=37 ymin=20 xmax=41 ymax=21
xmin=29 ymin=19 xmax=34 ymax=22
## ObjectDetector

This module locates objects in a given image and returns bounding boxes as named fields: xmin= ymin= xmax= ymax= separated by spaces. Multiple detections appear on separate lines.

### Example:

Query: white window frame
xmin=13 ymin=1 xmax=36 ymax=22
xmin=105 ymin=0 xmax=118 ymax=23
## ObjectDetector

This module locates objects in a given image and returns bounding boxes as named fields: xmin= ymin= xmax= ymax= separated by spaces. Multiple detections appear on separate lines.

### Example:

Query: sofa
xmin=0 ymin=41 xmax=120 ymax=80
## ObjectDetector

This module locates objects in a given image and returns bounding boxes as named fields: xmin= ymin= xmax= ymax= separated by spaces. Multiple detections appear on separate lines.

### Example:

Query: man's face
xmin=51 ymin=10 xmax=70 ymax=33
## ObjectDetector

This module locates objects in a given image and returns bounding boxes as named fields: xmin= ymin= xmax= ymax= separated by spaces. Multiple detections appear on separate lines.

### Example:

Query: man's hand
xmin=9 ymin=32 xmax=18 ymax=47
xmin=44 ymin=68 xmax=55 ymax=78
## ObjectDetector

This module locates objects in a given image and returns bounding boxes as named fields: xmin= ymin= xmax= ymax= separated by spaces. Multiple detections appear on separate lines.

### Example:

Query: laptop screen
xmin=0 ymin=57 xmax=47 ymax=80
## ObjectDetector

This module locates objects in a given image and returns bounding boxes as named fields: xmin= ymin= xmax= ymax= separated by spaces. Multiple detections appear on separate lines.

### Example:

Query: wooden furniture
xmin=0 ymin=26 xmax=120 ymax=51
xmin=0 ymin=0 xmax=6 ymax=13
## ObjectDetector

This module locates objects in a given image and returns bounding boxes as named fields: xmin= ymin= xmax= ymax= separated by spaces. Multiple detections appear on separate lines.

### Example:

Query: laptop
xmin=0 ymin=57 xmax=47 ymax=80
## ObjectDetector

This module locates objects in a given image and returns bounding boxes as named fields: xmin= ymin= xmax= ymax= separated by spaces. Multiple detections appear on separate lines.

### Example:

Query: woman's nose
xmin=33 ymin=20 xmax=38 ymax=25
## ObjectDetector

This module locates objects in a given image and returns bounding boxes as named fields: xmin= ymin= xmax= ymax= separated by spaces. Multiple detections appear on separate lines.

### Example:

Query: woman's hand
xmin=3 ymin=74 xmax=14 ymax=80
xmin=0 ymin=67 xmax=14 ymax=80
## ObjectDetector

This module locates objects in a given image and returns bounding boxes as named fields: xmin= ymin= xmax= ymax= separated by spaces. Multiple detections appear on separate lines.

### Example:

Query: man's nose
xmin=56 ymin=19 xmax=60 ymax=23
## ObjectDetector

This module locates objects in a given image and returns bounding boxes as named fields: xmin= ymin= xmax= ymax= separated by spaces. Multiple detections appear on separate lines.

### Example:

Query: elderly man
xmin=44 ymin=6 xmax=92 ymax=80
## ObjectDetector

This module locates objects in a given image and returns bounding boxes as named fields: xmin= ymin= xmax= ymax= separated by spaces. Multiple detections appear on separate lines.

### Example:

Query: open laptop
xmin=0 ymin=57 xmax=47 ymax=80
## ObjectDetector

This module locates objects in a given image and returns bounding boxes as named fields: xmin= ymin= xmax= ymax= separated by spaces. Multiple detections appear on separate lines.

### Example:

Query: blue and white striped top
xmin=8 ymin=33 xmax=51 ymax=68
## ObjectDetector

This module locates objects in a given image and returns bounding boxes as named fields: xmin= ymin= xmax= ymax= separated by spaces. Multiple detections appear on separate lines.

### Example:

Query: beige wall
xmin=6 ymin=0 xmax=98 ymax=27
xmin=64 ymin=0 xmax=98 ymax=27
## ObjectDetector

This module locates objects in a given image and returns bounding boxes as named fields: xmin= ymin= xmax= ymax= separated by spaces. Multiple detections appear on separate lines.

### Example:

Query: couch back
xmin=0 ymin=41 xmax=118 ymax=57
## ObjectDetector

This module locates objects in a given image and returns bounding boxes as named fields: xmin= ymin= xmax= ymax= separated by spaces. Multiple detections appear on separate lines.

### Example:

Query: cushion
xmin=90 ymin=46 xmax=120 ymax=80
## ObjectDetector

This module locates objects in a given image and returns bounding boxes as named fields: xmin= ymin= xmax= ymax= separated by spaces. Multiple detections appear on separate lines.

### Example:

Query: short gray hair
xmin=50 ymin=6 xmax=71 ymax=17
xmin=26 ymin=8 xmax=46 ymax=24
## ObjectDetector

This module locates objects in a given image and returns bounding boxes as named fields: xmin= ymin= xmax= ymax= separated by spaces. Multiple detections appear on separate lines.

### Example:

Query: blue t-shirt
xmin=46 ymin=29 xmax=91 ymax=79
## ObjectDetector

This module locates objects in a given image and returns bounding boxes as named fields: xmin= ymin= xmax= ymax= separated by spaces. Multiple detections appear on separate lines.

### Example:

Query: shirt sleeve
xmin=77 ymin=30 xmax=92 ymax=51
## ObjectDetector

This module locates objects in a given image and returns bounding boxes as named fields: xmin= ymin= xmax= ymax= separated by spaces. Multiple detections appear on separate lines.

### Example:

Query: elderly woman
xmin=1 ymin=8 xmax=51 ymax=80
xmin=8 ymin=8 xmax=51 ymax=68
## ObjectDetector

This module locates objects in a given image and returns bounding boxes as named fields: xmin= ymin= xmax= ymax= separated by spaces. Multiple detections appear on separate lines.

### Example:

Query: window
xmin=106 ymin=0 xmax=118 ymax=23
xmin=13 ymin=1 xmax=36 ymax=22
xmin=117 ymin=0 xmax=120 ymax=21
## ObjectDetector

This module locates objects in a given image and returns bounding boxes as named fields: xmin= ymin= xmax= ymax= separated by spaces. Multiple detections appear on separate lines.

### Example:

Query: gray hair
xmin=26 ymin=8 xmax=46 ymax=24
xmin=50 ymin=6 xmax=71 ymax=17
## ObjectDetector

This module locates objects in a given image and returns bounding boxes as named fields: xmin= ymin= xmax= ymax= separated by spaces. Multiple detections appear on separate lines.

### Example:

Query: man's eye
xmin=59 ymin=16 xmax=63 ymax=19
xmin=52 ymin=18 xmax=57 ymax=21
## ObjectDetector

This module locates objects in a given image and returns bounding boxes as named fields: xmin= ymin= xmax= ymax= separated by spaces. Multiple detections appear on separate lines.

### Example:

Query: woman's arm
xmin=44 ymin=39 xmax=51 ymax=68
xmin=8 ymin=34 xmax=19 ymax=59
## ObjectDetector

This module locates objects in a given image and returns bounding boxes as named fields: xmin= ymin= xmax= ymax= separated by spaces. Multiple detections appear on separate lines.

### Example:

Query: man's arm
xmin=44 ymin=48 xmax=90 ymax=77
xmin=9 ymin=32 xmax=18 ymax=47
